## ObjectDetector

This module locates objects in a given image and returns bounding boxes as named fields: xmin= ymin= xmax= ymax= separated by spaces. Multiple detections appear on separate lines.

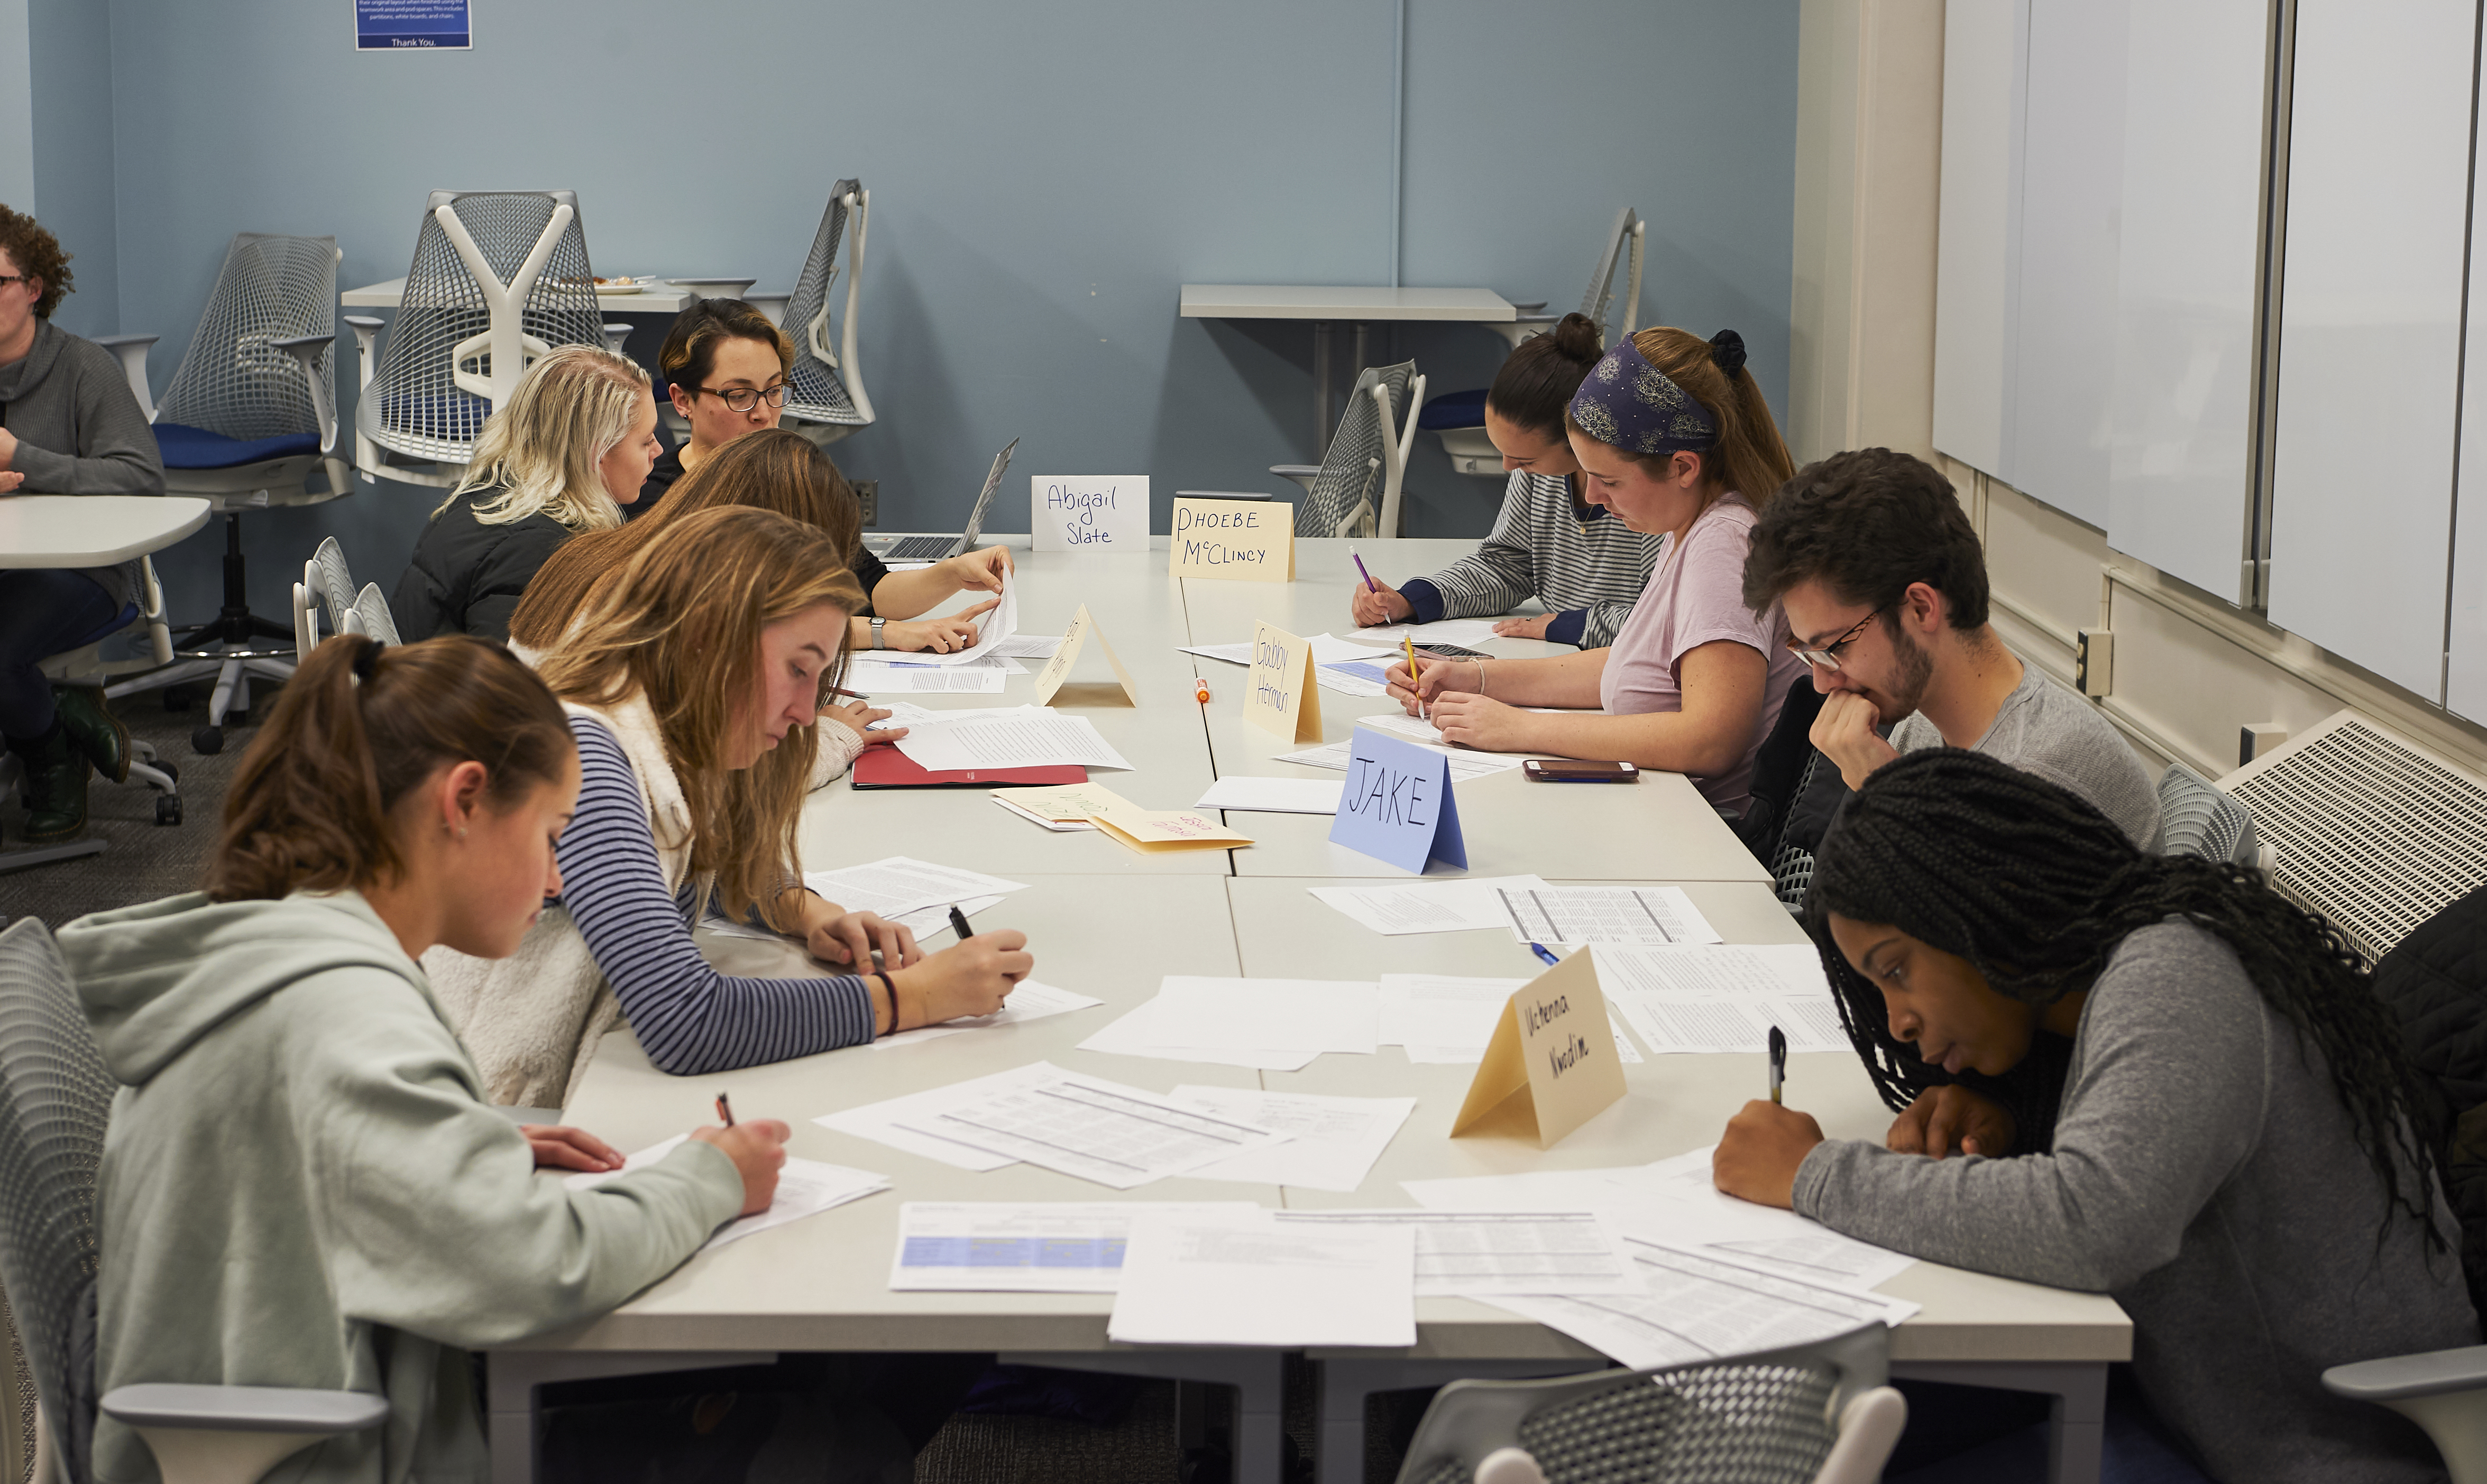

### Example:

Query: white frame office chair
xmin=764 ymin=181 xmax=874 ymax=447
xmin=1278 ymin=360 xmax=1426 ymax=537
xmin=1437 ymin=208 xmax=1647 ymax=477
xmin=2326 ymin=1348 xmax=2487 ymax=1484
xmin=350 ymin=190 xmax=604 ymax=490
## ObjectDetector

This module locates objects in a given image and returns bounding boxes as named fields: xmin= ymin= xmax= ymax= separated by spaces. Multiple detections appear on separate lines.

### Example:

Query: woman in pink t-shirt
xmin=1386 ymin=327 xmax=1806 ymax=817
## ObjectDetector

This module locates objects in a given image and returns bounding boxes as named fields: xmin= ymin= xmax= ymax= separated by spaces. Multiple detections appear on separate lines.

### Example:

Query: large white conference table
xmin=491 ymin=537 xmax=2128 ymax=1484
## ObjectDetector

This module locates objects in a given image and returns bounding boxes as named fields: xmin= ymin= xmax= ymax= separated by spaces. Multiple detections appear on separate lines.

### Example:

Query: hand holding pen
xmin=1348 ymin=546 xmax=1415 ymax=627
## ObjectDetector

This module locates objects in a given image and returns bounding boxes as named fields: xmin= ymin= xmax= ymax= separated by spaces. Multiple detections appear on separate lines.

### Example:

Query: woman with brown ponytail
xmin=1385 ymin=327 xmax=1807 ymax=818
xmin=57 ymin=634 xmax=791 ymax=1484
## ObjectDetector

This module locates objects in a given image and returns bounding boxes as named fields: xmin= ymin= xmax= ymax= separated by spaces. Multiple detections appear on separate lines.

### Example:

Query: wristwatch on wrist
xmin=870 ymin=617 xmax=887 ymax=650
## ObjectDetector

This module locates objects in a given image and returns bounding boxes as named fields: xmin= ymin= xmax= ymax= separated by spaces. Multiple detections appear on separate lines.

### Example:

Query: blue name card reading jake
xmin=1328 ymin=725 xmax=1467 ymax=874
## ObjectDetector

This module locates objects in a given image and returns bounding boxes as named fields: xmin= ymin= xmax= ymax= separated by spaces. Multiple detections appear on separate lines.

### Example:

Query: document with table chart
xmin=1108 ymin=1207 xmax=1417 ymax=1348
xmin=1169 ymin=1087 xmax=1416 ymax=1193
xmin=1608 ymin=1147 xmax=1917 ymax=1288
xmin=888 ymin=1201 xmax=1264 ymax=1292
xmin=845 ymin=664 xmax=1008 ymax=694
xmin=1275 ymin=1210 xmax=1642 ymax=1296
xmin=1310 ymin=877 xmax=1550 ymax=935
xmin=887 ymin=1063 xmax=1292 ymax=1190
xmin=895 ymin=706 xmax=1135 ymax=772
xmin=1594 ymin=943 xmax=1848 ymax=1054
xmin=1495 ymin=884 xmax=1722 ymax=947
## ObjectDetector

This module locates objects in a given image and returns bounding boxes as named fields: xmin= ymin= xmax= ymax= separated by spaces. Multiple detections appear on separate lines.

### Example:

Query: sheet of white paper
xmin=1146 ymin=978 xmax=1379 ymax=1056
xmin=1404 ymin=1162 xmax=1678 ymax=1217
xmin=886 ymin=893 xmax=1006 ymax=941
xmin=1352 ymin=619 xmax=1503 ymax=647
xmin=1109 ymin=1208 xmax=1417 ymax=1347
xmin=1171 ymin=1087 xmax=1415 ymax=1193
xmin=1310 ymin=877 xmax=1554 ymax=936
xmin=1177 ymin=642 xmax=1253 ymax=666
xmin=1310 ymin=632 xmax=1399 ymax=663
xmin=891 ymin=1065 xmax=1293 ymax=1190
xmin=904 ymin=568 xmax=1018 ymax=666
xmin=801 ymin=857 xmax=1032 ymax=920
xmin=1278 ymin=1210 xmax=1642 ymax=1295
xmin=814 ymin=1062 xmax=1068 ymax=1170
xmin=1495 ymin=885 xmax=1723 ymax=946
xmin=1196 ymin=777 xmax=1345 ymax=814
xmin=1079 ymin=1000 xmax=1319 ymax=1072
xmin=1375 ymin=975 xmax=1639 ymax=1064
xmin=1278 ymin=737 xmax=1525 ymax=779
xmin=888 ymin=1201 xmax=1267 ymax=1292
xmin=566 ymin=1135 xmax=888 ymax=1250
xmin=864 ymin=701 xmax=945 ymax=728
xmin=993 ymin=633 xmax=1064 ymax=658
xmin=869 ymin=980 xmax=1104 ymax=1050
xmin=992 ymin=794 xmax=1098 ymax=832
xmin=845 ymin=665 xmax=1008 ymax=694
xmin=1612 ymin=996 xmax=1846 ymax=1055
xmin=1594 ymin=945 xmax=1844 ymax=1054
xmin=1315 ymin=662 xmax=1391 ymax=697
xmin=849 ymin=653 xmax=1026 ymax=676
xmin=1607 ymin=1149 xmax=1919 ymax=1288
xmin=897 ymin=707 xmax=1135 ymax=772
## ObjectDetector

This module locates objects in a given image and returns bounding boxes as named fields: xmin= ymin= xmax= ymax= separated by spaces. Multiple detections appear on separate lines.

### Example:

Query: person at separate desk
xmin=637 ymin=296 xmax=1010 ymax=655
xmin=60 ymin=633 xmax=793 ymax=1484
xmin=512 ymin=427 xmax=911 ymax=783
xmin=0 ymin=204 xmax=164 ymax=843
xmin=1713 ymin=750 xmax=2479 ymax=1484
xmin=1384 ymin=327 xmax=1806 ymax=821
xmin=1349 ymin=311 xmax=1658 ymax=646
xmin=391 ymin=344 xmax=662 ymax=642
xmin=427 ymin=505 xmax=1028 ymax=1112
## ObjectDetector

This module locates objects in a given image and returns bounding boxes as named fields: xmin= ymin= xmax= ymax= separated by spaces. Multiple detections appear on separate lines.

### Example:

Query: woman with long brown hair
xmin=431 ymin=504 xmax=1031 ymax=1108
xmin=1384 ymin=327 xmax=1808 ymax=819
xmin=58 ymin=633 xmax=788 ymax=1484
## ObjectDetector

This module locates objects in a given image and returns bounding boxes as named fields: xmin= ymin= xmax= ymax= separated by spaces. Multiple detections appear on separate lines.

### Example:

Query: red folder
xmin=850 ymin=747 xmax=1087 ymax=791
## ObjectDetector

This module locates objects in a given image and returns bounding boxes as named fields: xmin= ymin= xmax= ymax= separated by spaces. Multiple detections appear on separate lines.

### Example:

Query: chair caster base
xmin=155 ymin=796 xmax=182 ymax=826
xmin=191 ymin=726 xmax=223 ymax=755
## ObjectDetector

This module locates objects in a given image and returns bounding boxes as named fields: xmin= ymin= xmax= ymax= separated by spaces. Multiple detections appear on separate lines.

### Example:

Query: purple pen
xmin=1350 ymin=547 xmax=1380 ymax=594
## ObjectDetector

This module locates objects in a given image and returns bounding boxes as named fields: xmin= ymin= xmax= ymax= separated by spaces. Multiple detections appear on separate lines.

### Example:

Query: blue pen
xmin=1529 ymin=942 xmax=1561 ymax=967
xmin=1350 ymin=546 xmax=1380 ymax=595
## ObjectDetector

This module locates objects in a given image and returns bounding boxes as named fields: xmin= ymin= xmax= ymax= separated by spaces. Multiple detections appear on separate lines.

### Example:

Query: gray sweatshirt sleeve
xmin=1792 ymin=925 xmax=2266 ymax=1293
xmin=7 ymin=341 xmax=166 ymax=495
xmin=1408 ymin=473 xmax=1541 ymax=621
xmin=1576 ymin=597 xmax=1639 ymax=650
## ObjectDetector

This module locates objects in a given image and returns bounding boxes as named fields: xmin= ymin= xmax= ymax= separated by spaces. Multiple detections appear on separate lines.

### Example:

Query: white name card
xmin=1032 ymin=477 xmax=1150 ymax=552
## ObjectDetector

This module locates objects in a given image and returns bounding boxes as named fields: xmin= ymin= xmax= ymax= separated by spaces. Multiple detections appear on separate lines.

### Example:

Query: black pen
xmin=715 ymin=1092 xmax=736 ymax=1127
xmin=948 ymin=903 xmax=974 ymax=941
xmin=1768 ymin=1026 xmax=1787 ymax=1105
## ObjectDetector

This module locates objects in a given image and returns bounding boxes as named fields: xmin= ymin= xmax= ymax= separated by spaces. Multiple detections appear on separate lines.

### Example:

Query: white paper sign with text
xmin=1033 ymin=477 xmax=1150 ymax=552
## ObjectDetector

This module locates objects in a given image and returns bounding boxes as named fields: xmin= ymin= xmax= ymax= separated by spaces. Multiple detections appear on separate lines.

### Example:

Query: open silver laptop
xmin=866 ymin=438 xmax=1017 ymax=560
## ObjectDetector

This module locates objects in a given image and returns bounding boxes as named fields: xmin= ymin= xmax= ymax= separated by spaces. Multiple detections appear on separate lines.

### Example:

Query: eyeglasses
xmin=1786 ymin=606 xmax=1888 ymax=671
xmin=692 ymin=382 xmax=792 ymax=412
xmin=0 ymin=275 xmax=27 ymax=289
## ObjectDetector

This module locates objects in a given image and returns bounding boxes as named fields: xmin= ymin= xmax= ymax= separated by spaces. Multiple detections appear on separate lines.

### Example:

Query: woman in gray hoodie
xmin=59 ymin=633 xmax=790 ymax=1484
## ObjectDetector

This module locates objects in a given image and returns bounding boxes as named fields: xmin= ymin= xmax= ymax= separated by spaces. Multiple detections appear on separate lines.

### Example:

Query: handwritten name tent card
xmin=994 ymin=782 xmax=1251 ymax=853
xmin=1171 ymin=497 xmax=1295 ymax=580
xmin=1033 ymin=477 xmax=1149 ymax=552
xmin=1451 ymin=948 xmax=1628 ymax=1149
xmin=1033 ymin=605 xmax=1141 ymax=707
xmin=1328 ymin=726 xmax=1466 ymax=874
xmin=1243 ymin=621 xmax=1322 ymax=743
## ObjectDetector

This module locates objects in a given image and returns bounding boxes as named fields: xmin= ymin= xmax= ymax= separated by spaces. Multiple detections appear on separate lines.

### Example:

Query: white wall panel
xmin=0 ymin=0 xmax=31 ymax=215
xmin=2005 ymin=0 xmax=2127 ymax=529
xmin=2105 ymin=0 xmax=2268 ymax=601
xmin=2448 ymin=12 xmax=2487 ymax=722
xmin=1930 ymin=0 xmax=2024 ymax=476
xmin=2267 ymin=0 xmax=2476 ymax=700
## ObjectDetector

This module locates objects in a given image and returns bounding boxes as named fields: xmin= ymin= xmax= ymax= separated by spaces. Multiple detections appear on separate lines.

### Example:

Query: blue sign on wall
xmin=355 ymin=1 xmax=471 ymax=50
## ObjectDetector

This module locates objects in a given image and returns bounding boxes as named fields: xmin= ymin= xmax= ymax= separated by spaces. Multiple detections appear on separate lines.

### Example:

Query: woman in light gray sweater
xmin=1715 ymin=750 xmax=2478 ymax=1483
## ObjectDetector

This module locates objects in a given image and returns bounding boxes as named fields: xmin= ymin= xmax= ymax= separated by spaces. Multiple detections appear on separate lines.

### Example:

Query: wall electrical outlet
xmin=2075 ymin=629 xmax=2114 ymax=698
xmin=852 ymin=479 xmax=879 ymax=527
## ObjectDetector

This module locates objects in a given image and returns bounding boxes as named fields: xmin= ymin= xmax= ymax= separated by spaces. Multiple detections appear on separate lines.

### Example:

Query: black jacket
xmin=390 ymin=485 xmax=574 ymax=643
xmin=2371 ymin=883 xmax=2487 ymax=1315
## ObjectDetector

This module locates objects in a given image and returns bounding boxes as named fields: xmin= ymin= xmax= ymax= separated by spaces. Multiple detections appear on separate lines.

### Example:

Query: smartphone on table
xmin=1522 ymin=759 xmax=1639 ymax=784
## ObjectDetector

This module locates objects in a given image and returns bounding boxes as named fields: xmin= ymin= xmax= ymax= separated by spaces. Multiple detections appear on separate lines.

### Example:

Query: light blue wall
xmin=25 ymin=0 xmax=116 ymax=340
xmin=50 ymin=0 xmax=1797 ymax=626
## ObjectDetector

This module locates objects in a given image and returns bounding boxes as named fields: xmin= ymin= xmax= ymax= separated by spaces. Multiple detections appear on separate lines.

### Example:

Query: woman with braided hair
xmin=1715 ymin=749 xmax=2477 ymax=1482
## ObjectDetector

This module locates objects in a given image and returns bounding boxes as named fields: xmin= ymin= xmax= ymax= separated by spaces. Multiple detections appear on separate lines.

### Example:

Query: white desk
xmin=338 ymin=278 xmax=708 ymax=312
xmin=490 ymin=539 xmax=2128 ymax=1484
xmin=0 ymin=495 xmax=211 ymax=568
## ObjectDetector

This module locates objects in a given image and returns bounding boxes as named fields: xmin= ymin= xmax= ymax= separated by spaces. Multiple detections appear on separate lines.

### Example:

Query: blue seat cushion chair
xmin=151 ymin=423 xmax=322 ymax=471
xmin=1417 ymin=388 xmax=1489 ymax=432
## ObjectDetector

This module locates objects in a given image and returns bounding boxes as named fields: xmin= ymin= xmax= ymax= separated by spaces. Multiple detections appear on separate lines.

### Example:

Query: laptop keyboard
xmin=882 ymin=535 xmax=958 ymax=561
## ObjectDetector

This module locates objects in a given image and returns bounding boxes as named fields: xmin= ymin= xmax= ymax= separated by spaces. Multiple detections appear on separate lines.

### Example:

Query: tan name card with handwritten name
xmin=1170 ymin=497 xmax=1294 ymax=581
xmin=1032 ymin=604 xmax=1140 ymax=707
xmin=1451 ymin=948 xmax=1628 ymax=1149
xmin=1242 ymin=620 xmax=1322 ymax=743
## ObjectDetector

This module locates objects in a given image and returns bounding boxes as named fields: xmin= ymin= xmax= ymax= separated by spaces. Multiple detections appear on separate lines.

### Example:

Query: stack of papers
xmin=566 ymin=1135 xmax=888 ymax=1250
xmin=988 ymin=782 xmax=1252 ymax=850
xmin=1493 ymin=883 xmax=1722 ymax=947
xmin=1081 ymin=978 xmax=1378 ymax=1071
xmin=845 ymin=663 xmax=1009 ymax=694
xmin=885 ymin=570 xmax=1019 ymax=667
xmin=1196 ymin=777 xmax=1346 ymax=815
xmin=802 ymin=857 xmax=1031 ymax=923
xmin=1310 ymin=875 xmax=1553 ymax=935
xmin=889 ymin=1201 xmax=1265 ymax=1291
xmin=1108 ymin=1207 xmax=1417 ymax=1347
xmin=896 ymin=706 xmax=1135 ymax=772
xmin=1169 ymin=1087 xmax=1415 ymax=1192
xmin=1596 ymin=943 xmax=1848 ymax=1054
xmin=1277 ymin=1210 xmax=1641 ymax=1295
xmin=1378 ymin=973 xmax=1643 ymax=1065
xmin=869 ymin=980 xmax=1103 ymax=1050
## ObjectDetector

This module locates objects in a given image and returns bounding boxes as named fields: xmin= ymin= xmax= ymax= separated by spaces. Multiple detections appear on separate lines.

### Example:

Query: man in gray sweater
xmin=0 ymin=205 xmax=165 ymax=843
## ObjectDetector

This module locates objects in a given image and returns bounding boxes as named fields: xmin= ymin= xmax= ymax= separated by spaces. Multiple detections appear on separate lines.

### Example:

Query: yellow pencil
xmin=1404 ymin=636 xmax=1425 ymax=720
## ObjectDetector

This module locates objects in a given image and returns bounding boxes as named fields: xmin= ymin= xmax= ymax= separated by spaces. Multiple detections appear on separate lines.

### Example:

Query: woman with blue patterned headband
xmin=1383 ymin=327 xmax=1806 ymax=818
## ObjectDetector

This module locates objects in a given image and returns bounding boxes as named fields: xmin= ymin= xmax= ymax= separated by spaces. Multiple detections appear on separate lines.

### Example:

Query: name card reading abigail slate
xmin=1327 ymin=726 xmax=1466 ymax=874
xmin=1243 ymin=621 xmax=1322 ymax=743
xmin=1033 ymin=604 xmax=1140 ymax=707
xmin=1170 ymin=497 xmax=1295 ymax=580
xmin=1451 ymin=948 xmax=1628 ymax=1149
xmin=1032 ymin=477 xmax=1150 ymax=552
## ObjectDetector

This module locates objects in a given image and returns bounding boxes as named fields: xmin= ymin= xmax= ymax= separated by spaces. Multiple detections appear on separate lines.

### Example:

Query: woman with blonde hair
xmin=1385 ymin=327 xmax=1807 ymax=818
xmin=430 ymin=503 xmax=1031 ymax=1107
xmin=391 ymin=342 xmax=662 ymax=641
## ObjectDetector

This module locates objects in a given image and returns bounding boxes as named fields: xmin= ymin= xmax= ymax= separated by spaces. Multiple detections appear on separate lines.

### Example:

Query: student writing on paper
xmin=392 ymin=345 xmax=663 ymax=643
xmin=58 ymin=633 xmax=794 ymax=1484
xmin=428 ymin=508 xmax=1031 ymax=1107
xmin=1348 ymin=314 xmax=1659 ymax=647
xmin=1711 ymin=753 xmax=2477 ymax=1484
xmin=634 ymin=298 xmax=1013 ymax=653
xmin=512 ymin=428 xmax=907 ymax=782
xmin=1385 ymin=328 xmax=1806 ymax=818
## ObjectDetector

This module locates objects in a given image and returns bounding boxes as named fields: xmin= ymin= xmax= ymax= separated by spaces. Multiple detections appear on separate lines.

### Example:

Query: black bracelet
xmin=874 ymin=971 xmax=900 ymax=1036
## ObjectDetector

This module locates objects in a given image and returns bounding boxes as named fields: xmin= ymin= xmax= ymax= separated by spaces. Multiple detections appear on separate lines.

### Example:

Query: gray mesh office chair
xmin=346 ymin=585 xmax=401 ymax=646
xmin=2156 ymin=762 xmax=2260 ymax=865
xmin=350 ymin=191 xmax=605 ymax=488
xmin=1284 ymin=360 xmax=1426 ymax=539
xmin=774 ymin=180 xmax=875 ymax=445
xmin=1394 ymin=1323 xmax=1904 ymax=1484
xmin=292 ymin=538 xmax=357 ymax=666
xmin=0 ymin=920 xmax=386 ymax=1483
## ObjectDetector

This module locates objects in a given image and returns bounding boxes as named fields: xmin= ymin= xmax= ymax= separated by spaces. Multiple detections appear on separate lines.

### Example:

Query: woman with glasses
xmin=1385 ymin=327 xmax=1806 ymax=819
xmin=640 ymin=298 xmax=1011 ymax=656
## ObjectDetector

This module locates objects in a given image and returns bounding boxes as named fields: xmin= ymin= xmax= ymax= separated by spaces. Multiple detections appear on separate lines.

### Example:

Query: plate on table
xmin=594 ymin=277 xmax=651 ymax=295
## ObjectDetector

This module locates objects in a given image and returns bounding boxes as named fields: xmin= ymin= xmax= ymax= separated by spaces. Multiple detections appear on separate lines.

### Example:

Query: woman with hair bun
xmin=1350 ymin=312 xmax=1660 ymax=647
xmin=1386 ymin=326 xmax=1806 ymax=818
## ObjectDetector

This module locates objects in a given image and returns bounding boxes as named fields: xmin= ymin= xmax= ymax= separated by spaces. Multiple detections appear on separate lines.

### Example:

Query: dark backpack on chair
xmin=2369 ymin=883 xmax=2487 ymax=1316
xmin=1735 ymin=685 xmax=1847 ymax=914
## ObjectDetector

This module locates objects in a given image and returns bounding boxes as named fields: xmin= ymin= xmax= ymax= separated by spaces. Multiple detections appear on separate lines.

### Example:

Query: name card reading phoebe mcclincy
xmin=1170 ymin=497 xmax=1294 ymax=580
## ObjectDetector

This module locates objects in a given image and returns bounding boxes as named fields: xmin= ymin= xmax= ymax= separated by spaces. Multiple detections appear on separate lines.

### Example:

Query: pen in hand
xmin=947 ymin=903 xmax=974 ymax=942
xmin=1768 ymin=1026 xmax=1787 ymax=1105
xmin=1405 ymin=635 xmax=1426 ymax=721
xmin=715 ymin=1092 xmax=736 ymax=1127
xmin=1351 ymin=547 xmax=1380 ymax=595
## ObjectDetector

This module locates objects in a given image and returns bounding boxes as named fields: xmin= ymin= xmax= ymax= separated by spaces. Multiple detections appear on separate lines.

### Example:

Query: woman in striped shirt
xmin=427 ymin=505 xmax=1032 ymax=1107
xmin=1350 ymin=314 xmax=1659 ymax=647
